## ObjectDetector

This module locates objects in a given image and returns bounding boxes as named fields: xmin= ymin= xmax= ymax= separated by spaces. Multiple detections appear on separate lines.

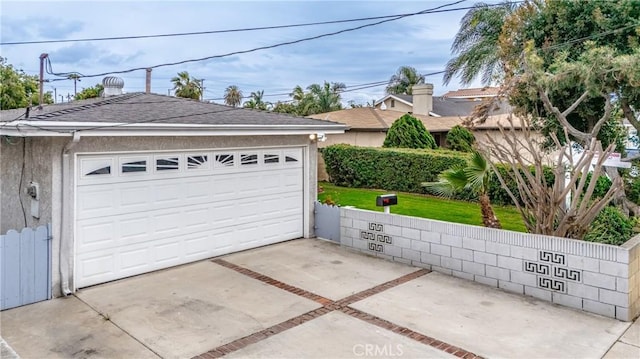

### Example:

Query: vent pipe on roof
xmin=145 ymin=68 xmax=152 ymax=94
xmin=102 ymin=76 xmax=124 ymax=97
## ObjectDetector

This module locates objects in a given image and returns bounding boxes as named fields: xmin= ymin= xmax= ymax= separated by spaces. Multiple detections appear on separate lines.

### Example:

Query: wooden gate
xmin=1 ymin=225 xmax=51 ymax=310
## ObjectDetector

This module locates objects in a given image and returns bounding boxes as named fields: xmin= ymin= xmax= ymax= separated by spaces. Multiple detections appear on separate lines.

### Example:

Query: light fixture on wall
xmin=309 ymin=133 xmax=326 ymax=142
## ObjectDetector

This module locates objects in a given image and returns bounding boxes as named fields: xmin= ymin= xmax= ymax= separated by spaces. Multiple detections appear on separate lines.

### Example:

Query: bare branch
xmin=538 ymin=86 xmax=590 ymax=142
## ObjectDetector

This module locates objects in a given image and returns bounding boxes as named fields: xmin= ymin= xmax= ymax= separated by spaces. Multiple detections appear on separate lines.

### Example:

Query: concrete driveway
xmin=1 ymin=238 xmax=638 ymax=359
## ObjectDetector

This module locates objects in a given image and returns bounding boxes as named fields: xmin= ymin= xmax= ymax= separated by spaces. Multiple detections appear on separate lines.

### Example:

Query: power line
xmin=43 ymin=0 xmax=468 ymax=79
xmin=1 ymin=5 xmax=472 ymax=46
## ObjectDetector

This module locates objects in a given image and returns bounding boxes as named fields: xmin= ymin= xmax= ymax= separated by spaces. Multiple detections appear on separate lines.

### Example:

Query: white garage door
xmin=75 ymin=147 xmax=304 ymax=288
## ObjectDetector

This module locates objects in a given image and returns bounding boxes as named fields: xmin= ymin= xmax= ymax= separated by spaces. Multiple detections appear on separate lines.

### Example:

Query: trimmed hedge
xmin=322 ymin=144 xmax=559 ymax=206
xmin=322 ymin=144 xmax=468 ymax=193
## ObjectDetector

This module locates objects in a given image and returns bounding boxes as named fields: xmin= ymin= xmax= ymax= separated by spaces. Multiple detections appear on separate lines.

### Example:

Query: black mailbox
xmin=376 ymin=194 xmax=398 ymax=207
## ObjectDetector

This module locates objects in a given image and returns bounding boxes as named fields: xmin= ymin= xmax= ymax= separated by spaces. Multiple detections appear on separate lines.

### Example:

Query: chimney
xmin=102 ymin=76 xmax=124 ymax=97
xmin=145 ymin=68 xmax=152 ymax=94
xmin=411 ymin=83 xmax=434 ymax=116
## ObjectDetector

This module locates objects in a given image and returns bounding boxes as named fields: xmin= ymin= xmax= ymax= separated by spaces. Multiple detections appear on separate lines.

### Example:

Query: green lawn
xmin=318 ymin=182 xmax=527 ymax=232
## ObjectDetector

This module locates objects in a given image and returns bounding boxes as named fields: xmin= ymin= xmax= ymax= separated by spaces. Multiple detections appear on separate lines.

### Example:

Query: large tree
xmin=306 ymin=81 xmax=345 ymax=114
xmin=171 ymin=71 xmax=202 ymax=100
xmin=223 ymin=85 xmax=242 ymax=107
xmin=0 ymin=57 xmax=53 ymax=110
xmin=450 ymin=0 xmax=640 ymax=238
xmin=443 ymin=1 xmax=519 ymax=86
xmin=243 ymin=90 xmax=270 ymax=110
xmin=386 ymin=66 xmax=425 ymax=95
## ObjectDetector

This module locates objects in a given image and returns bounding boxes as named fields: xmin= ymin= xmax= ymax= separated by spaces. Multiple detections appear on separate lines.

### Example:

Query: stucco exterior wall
xmin=1 ymin=137 xmax=55 ymax=234
xmin=319 ymin=131 xmax=386 ymax=148
xmin=475 ymin=129 xmax=554 ymax=165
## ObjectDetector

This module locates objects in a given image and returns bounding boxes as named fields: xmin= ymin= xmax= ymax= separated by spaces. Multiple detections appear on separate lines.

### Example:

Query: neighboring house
xmin=308 ymin=84 xmax=518 ymax=180
xmin=0 ymin=77 xmax=346 ymax=297
xmin=319 ymin=84 xmax=513 ymax=147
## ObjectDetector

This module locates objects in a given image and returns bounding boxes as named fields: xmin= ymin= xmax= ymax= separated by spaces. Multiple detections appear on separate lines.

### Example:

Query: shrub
xmin=322 ymin=144 xmax=559 ymax=206
xmin=584 ymin=206 xmax=637 ymax=245
xmin=446 ymin=125 xmax=475 ymax=152
xmin=322 ymin=144 xmax=467 ymax=192
xmin=582 ymin=172 xmax=612 ymax=199
xmin=383 ymin=114 xmax=437 ymax=149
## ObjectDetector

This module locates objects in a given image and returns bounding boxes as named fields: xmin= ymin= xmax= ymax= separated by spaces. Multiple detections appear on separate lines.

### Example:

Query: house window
xmin=215 ymin=154 xmax=234 ymax=167
xmin=285 ymin=155 xmax=298 ymax=163
xmin=122 ymin=160 xmax=147 ymax=173
xmin=86 ymin=166 xmax=111 ymax=176
xmin=390 ymin=99 xmax=395 ymax=108
xmin=187 ymin=155 xmax=208 ymax=169
xmin=156 ymin=157 xmax=179 ymax=171
xmin=240 ymin=154 xmax=258 ymax=165
xmin=264 ymin=154 xmax=280 ymax=164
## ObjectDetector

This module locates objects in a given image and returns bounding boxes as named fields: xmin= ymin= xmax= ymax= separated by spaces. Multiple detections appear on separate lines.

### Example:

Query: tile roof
xmin=0 ymin=93 xmax=345 ymax=128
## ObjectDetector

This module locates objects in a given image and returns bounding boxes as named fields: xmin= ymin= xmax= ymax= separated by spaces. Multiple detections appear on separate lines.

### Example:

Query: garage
xmin=75 ymin=147 xmax=304 ymax=288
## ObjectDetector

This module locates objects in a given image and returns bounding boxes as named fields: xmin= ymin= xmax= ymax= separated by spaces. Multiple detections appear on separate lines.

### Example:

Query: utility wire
xmin=1 ymin=5 xmax=474 ymax=46
xmin=43 ymin=0 xmax=467 ymax=79
xmin=3 ymin=1 xmax=531 ymax=46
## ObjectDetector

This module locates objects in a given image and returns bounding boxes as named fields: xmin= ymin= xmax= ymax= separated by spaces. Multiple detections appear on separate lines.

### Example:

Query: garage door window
xmin=82 ymin=158 xmax=113 ymax=177
xmin=264 ymin=153 xmax=280 ymax=164
xmin=156 ymin=157 xmax=179 ymax=171
xmin=240 ymin=153 xmax=258 ymax=166
xmin=187 ymin=155 xmax=209 ymax=170
xmin=215 ymin=154 xmax=234 ymax=168
xmin=122 ymin=160 xmax=147 ymax=173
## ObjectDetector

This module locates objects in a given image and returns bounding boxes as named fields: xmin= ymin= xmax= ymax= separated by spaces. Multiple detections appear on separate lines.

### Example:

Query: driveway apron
xmin=1 ymin=238 xmax=635 ymax=359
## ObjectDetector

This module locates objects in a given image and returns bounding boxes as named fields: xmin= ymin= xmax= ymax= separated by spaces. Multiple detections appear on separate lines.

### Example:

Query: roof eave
xmin=0 ymin=121 xmax=347 ymax=137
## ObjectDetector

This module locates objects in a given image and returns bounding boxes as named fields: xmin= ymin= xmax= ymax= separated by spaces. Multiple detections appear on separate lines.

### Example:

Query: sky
xmin=0 ymin=0 xmax=489 ymax=105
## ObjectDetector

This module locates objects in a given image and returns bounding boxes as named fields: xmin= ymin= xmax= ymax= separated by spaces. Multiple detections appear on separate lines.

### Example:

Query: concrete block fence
xmin=339 ymin=207 xmax=640 ymax=321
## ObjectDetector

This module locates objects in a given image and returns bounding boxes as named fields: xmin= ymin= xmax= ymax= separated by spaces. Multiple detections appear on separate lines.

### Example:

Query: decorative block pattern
xmin=338 ymin=207 xmax=640 ymax=321
xmin=522 ymin=250 xmax=583 ymax=294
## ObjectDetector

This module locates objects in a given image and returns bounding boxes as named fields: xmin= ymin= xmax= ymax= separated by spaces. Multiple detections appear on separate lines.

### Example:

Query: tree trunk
xmin=479 ymin=193 xmax=502 ymax=229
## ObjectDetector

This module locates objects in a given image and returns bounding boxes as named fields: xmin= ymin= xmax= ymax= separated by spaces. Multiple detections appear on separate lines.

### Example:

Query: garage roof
xmin=0 ymin=93 xmax=347 ymax=137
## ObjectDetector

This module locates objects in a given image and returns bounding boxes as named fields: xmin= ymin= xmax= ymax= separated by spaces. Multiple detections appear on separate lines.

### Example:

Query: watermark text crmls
xmin=353 ymin=344 xmax=404 ymax=357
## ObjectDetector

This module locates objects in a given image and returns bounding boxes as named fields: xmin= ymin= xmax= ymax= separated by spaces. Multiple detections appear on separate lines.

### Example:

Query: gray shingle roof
xmin=0 ymin=93 xmax=345 ymax=128
xmin=432 ymin=97 xmax=512 ymax=117
xmin=388 ymin=94 xmax=512 ymax=117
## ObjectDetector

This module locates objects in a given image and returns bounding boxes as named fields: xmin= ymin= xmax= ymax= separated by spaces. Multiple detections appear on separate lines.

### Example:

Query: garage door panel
xmin=152 ymin=211 xmax=183 ymax=235
xmin=120 ymin=247 xmax=150 ymax=271
xmin=79 ymin=254 xmax=115 ymax=281
xmin=119 ymin=217 xmax=149 ymax=241
xmin=154 ymin=242 xmax=182 ymax=264
xmin=77 ymin=221 xmax=114 ymax=247
xmin=76 ymin=147 xmax=305 ymax=288
xmin=76 ymin=188 xmax=116 ymax=218
xmin=184 ymin=208 xmax=210 ymax=229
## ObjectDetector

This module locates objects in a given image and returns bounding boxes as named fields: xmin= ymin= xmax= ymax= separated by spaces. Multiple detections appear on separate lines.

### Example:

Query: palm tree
xmin=443 ymin=1 xmax=519 ymax=86
xmin=243 ymin=90 xmax=270 ymax=110
xmin=385 ymin=66 xmax=424 ymax=95
xmin=306 ymin=81 xmax=345 ymax=114
xmin=224 ymin=85 xmax=242 ymax=107
xmin=171 ymin=71 xmax=202 ymax=100
xmin=423 ymin=150 xmax=502 ymax=228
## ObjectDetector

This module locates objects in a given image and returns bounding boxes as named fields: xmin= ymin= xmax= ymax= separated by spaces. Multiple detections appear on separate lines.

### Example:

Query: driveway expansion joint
xmin=199 ymin=259 xmax=483 ymax=359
